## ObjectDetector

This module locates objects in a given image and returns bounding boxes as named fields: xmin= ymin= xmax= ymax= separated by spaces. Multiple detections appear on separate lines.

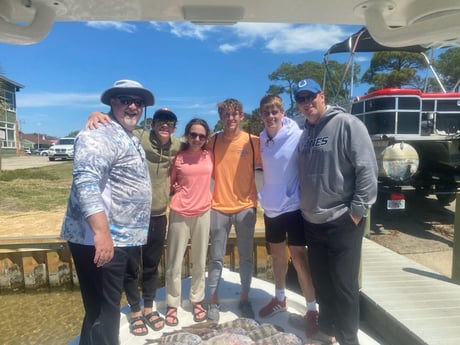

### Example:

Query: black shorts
xmin=264 ymin=209 xmax=307 ymax=246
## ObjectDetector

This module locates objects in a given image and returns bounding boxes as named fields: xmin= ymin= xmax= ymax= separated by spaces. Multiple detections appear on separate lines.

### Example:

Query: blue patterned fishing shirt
xmin=60 ymin=121 xmax=151 ymax=247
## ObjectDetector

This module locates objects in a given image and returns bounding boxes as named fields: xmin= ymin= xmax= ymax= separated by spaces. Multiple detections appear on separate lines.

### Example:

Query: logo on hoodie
xmin=298 ymin=135 xmax=329 ymax=153
xmin=308 ymin=136 xmax=328 ymax=148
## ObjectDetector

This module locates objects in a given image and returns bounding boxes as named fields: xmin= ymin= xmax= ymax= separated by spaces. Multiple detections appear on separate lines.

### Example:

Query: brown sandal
xmin=165 ymin=306 xmax=179 ymax=327
xmin=192 ymin=302 xmax=207 ymax=322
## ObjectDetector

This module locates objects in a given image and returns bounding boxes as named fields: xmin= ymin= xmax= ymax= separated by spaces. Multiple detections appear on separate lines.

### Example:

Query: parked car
xmin=23 ymin=148 xmax=32 ymax=155
xmin=32 ymin=148 xmax=49 ymax=156
xmin=48 ymin=137 xmax=75 ymax=161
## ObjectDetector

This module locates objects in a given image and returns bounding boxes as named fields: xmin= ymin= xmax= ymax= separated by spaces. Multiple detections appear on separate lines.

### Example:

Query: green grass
xmin=0 ymin=162 xmax=73 ymax=212
xmin=0 ymin=162 xmax=266 ymax=225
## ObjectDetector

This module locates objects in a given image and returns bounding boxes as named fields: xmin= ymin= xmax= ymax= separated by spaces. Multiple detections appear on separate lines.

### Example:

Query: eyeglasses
xmin=155 ymin=120 xmax=176 ymax=127
xmin=117 ymin=96 xmax=145 ymax=107
xmin=295 ymin=93 xmax=318 ymax=104
xmin=189 ymin=132 xmax=207 ymax=140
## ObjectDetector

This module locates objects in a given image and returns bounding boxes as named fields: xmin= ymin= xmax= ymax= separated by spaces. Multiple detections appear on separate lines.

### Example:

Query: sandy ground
xmin=0 ymin=154 xmax=66 ymax=170
xmin=0 ymin=208 xmax=66 ymax=237
xmin=0 ymin=155 xmax=457 ymax=279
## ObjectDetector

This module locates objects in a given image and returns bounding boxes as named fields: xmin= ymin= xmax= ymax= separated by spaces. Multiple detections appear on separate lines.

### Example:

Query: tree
xmin=323 ymin=60 xmax=361 ymax=103
xmin=67 ymin=130 xmax=80 ymax=137
xmin=436 ymin=47 xmax=460 ymax=91
xmin=212 ymin=110 xmax=263 ymax=136
xmin=361 ymin=51 xmax=426 ymax=91
xmin=138 ymin=117 xmax=153 ymax=130
xmin=267 ymin=60 xmax=357 ymax=116
xmin=213 ymin=120 xmax=224 ymax=133
xmin=245 ymin=108 xmax=264 ymax=136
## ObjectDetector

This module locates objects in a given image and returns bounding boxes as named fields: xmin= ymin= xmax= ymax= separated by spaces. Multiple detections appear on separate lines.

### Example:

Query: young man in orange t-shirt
xmin=206 ymin=98 xmax=261 ymax=321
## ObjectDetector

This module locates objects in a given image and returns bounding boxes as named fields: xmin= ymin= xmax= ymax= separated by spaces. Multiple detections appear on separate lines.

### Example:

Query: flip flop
xmin=165 ymin=306 xmax=179 ymax=327
xmin=129 ymin=316 xmax=148 ymax=336
xmin=144 ymin=311 xmax=165 ymax=331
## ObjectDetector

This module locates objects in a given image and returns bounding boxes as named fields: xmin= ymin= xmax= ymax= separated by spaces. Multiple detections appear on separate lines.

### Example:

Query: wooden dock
xmin=361 ymin=238 xmax=460 ymax=345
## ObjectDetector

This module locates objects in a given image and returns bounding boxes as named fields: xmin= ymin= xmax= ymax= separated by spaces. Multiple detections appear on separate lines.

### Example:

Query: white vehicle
xmin=48 ymin=137 xmax=75 ymax=161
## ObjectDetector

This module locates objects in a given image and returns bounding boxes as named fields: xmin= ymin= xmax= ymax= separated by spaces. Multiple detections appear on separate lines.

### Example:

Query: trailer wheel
xmin=436 ymin=192 xmax=456 ymax=206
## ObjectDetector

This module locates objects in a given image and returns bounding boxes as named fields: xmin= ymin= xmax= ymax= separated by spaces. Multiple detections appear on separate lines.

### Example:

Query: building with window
xmin=0 ymin=76 xmax=24 ymax=155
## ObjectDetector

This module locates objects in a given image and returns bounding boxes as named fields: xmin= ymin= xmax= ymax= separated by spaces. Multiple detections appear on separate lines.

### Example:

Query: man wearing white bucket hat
xmin=61 ymin=79 xmax=154 ymax=345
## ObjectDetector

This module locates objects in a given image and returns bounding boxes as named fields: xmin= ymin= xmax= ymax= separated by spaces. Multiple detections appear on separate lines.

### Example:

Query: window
xmin=3 ymin=91 xmax=15 ymax=111
xmin=397 ymin=112 xmax=420 ymax=134
xmin=364 ymin=112 xmax=396 ymax=135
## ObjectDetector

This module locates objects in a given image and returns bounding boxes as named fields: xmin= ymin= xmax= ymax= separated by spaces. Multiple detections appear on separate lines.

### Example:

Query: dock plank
xmin=361 ymin=238 xmax=460 ymax=345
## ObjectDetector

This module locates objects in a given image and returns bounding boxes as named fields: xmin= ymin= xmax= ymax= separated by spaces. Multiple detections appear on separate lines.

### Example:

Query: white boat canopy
xmin=1 ymin=0 xmax=460 ymax=47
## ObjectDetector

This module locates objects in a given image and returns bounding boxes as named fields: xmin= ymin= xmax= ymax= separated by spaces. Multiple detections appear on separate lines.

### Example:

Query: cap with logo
xmin=293 ymin=78 xmax=322 ymax=98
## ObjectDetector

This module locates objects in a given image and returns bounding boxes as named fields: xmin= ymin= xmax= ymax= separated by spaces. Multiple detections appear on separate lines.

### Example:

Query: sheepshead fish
xmin=174 ymin=322 xmax=220 ymax=338
xmin=200 ymin=327 xmax=248 ymax=340
xmin=148 ymin=331 xmax=202 ymax=344
xmin=254 ymin=332 xmax=302 ymax=345
xmin=247 ymin=323 xmax=283 ymax=340
xmin=217 ymin=318 xmax=260 ymax=331
xmin=202 ymin=333 xmax=254 ymax=345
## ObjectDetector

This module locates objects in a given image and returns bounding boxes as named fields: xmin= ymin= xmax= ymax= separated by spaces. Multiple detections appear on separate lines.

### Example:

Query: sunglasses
xmin=295 ymin=93 xmax=318 ymax=104
xmin=117 ymin=96 xmax=145 ymax=107
xmin=156 ymin=120 xmax=176 ymax=127
xmin=261 ymin=109 xmax=281 ymax=117
xmin=189 ymin=132 xmax=207 ymax=140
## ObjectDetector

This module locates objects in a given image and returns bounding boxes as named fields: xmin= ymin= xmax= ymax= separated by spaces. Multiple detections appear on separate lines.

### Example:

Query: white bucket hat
xmin=100 ymin=79 xmax=155 ymax=106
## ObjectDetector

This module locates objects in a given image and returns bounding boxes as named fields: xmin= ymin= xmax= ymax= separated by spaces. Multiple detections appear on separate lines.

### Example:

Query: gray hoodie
xmin=298 ymin=105 xmax=378 ymax=224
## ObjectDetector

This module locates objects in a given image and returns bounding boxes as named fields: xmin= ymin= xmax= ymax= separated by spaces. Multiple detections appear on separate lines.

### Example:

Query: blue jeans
xmin=208 ymin=208 xmax=256 ymax=298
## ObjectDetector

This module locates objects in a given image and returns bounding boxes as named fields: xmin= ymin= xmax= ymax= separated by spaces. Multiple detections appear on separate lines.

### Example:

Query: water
xmin=1 ymin=289 xmax=134 ymax=345
xmin=1 ymin=290 xmax=84 ymax=345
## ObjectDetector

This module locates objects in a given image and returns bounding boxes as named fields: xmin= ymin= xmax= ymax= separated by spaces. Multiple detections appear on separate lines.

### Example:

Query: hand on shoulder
xmin=85 ymin=112 xmax=112 ymax=130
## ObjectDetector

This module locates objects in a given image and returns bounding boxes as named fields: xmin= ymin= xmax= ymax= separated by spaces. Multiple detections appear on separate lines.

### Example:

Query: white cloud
xmin=17 ymin=92 xmax=100 ymax=107
xmin=232 ymin=23 xmax=349 ymax=54
xmin=86 ymin=21 xmax=137 ymax=33
xmin=354 ymin=55 xmax=370 ymax=63
xmin=150 ymin=22 xmax=352 ymax=54
xmin=150 ymin=22 xmax=216 ymax=41
xmin=219 ymin=43 xmax=240 ymax=53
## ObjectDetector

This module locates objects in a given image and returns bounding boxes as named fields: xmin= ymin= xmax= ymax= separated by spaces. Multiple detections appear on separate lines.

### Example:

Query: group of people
xmin=61 ymin=77 xmax=378 ymax=345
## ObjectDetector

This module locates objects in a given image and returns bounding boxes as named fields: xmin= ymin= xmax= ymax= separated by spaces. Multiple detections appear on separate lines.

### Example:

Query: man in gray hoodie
xmin=295 ymin=78 xmax=378 ymax=345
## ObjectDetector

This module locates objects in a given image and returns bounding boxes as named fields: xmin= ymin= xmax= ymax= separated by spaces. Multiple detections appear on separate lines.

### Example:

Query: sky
xmin=1 ymin=21 xmax=366 ymax=138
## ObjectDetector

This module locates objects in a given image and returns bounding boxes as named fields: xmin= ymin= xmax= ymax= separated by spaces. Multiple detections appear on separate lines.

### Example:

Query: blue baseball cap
xmin=293 ymin=78 xmax=322 ymax=98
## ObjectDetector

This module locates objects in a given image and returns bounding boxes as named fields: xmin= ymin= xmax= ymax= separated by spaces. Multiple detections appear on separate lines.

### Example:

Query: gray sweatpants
xmin=207 ymin=208 xmax=256 ymax=298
